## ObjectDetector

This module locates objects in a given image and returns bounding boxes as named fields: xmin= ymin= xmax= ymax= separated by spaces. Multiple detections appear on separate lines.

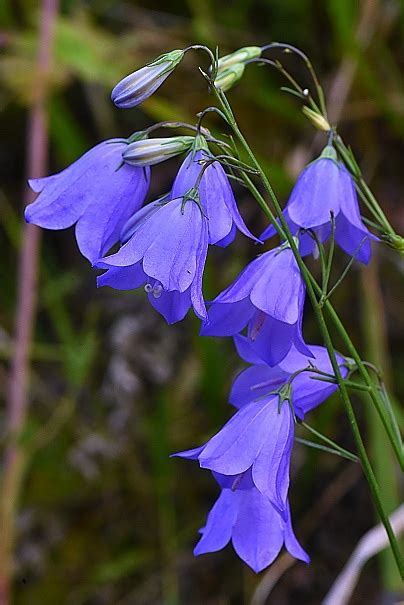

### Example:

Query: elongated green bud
xmin=123 ymin=136 xmax=195 ymax=166
xmin=214 ymin=64 xmax=245 ymax=92
xmin=302 ymin=106 xmax=330 ymax=132
xmin=217 ymin=46 xmax=261 ymax=71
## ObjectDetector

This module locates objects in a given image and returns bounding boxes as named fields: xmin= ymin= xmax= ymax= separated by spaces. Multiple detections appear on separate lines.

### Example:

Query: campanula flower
xmin=112 ymin=49 xmax=185 ymax=108
xmin=170 ymin=136 xmax=259 ymax=246
xmin=261 ymin=146 xmax=377 ymax=264
xmin=97 ymin=137 xmax=259 ymax=322
xmin=201 ymin=243 xmax=311 ymax=366
xmin=176 ymin=344 xmax=348 ymax=516
xmin=194 ymin=479 xmax=309 ymax=573
xmin=25 ymin=139 xmax=150 ymax=263
xmin=230 ymin=344 xmax=348 ymax=418
xmin=97 ymin=195 xmax=208 ymax=323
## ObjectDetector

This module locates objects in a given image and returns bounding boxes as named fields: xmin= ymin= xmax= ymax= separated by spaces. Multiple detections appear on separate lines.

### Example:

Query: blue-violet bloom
xmin=261 ymin=146 xmax=377 ymax=264
xmin=188 ymin=468 xmax=309 ymax=573
xmin=25 ymin=139 xmax=150 ymax=263
xmin=176 ymin=345 xmax=348 ymax=516
xmin=97 ymin=139 xmax=259 ymax=323
xmin=201 ymin=243 xmax=311 ymax=366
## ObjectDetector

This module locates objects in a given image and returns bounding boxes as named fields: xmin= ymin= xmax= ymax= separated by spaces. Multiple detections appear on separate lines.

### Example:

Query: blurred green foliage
xmin=0 ymin=1 xmax=403 ymax=603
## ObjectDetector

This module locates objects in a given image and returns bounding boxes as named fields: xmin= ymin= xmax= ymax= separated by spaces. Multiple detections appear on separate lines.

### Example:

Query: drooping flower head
xmin=201 ymin=242 xmax=311 ymax=366
xmin=176 ymin=345 xmax=349 ymax=517
xmin=97 ymin=136 xmax=259 ymax=323
xmin=25 ymin=137 xmax=150 ymax=263
xmin=97 ymin=193 xmax=209 ymax=324
xmin=261 ymin=145 xmax=377 ymax=264
xmin=192 ymin=470 xmax=309 ymax=573
xmin=111 ymin=49 xmax=185 ymax=109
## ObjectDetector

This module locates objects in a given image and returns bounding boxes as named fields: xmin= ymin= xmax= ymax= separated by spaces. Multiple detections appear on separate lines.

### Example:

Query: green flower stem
xmin=211 ymin=86 xmax=404 ymax=577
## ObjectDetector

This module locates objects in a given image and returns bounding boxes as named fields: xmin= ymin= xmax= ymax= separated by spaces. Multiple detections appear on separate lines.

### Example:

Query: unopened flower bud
xmin=216 ymin=46 xmax=261 ymax=71
xmin=302 ymin=106 xmax=330 ymax=132
xmin=112 ymin=49 xmax=185 ymax=109
xmin=123 ymin=136 xmax=195 ymax=166
xmin=214 ymin=64 xmax=245 ymax=92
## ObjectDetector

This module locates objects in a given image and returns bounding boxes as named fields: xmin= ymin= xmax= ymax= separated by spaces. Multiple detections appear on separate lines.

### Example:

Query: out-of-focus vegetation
xmin=0 ymin=1 xmax=403 ymax=603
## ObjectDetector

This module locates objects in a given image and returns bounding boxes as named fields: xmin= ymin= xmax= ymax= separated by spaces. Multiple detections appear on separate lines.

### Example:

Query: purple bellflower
xmin=97 ymin=138 xmax=259 ymax=323
xmin=25 ymin=139 xmax=150 ymax=263
xmin=176 ymin=345 xmax=348 ymax=517
xmin=229 ymin=344 xmax=349 ymax=417
xmin=169 ymin=137 xmax=259 ymax=247
xmin=261 ymin=146 xmax=377 ymax=264
xmin=97 ymin=195 xmax=209 ymax=324
xmin=179 ymin=463 xmax=309 ymax=572
xmin=201 ymin=243 xmax=311 ymax=366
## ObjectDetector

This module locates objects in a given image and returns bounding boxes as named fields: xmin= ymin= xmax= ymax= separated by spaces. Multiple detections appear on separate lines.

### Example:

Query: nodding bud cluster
xmin=214 ymin=45 xmax=262 ymax=92
xmin=111 ymin=49 xmax=185 ymax=108
xmin=123 ymin=136 xmax=195 ymax=166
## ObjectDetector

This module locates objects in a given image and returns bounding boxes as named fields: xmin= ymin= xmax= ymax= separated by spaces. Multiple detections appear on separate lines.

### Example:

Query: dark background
xmin=0 ymin=1 xmax=403 ymax=603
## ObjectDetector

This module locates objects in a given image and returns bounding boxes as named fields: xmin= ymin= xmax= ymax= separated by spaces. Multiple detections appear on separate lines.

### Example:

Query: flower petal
xmin=232 ymin=488 xmax=284 ymax=572
xmin=148 ymin=288 xmax=192 ymax=324
xmin=194 ymin=490 xmax=237 ymax=555
xmin=201 ymin=298 xmax=254 ymax=336
xmin=287 ymin=158 xmax=341 ymax=229
xmin=75 ymin=165 xmax=150 ymax=261
xmin=97 ymin=263 xmax=147 ymax=290
xmin=212 ymin=254 xmax=268 ymax=304
xmin=284 ymin=503 xmax=310 ymax=563
xmin=252 ymin=402 xmax=294 ymax=514
xmin=198 ymin=396 xmax=278 ymax=476
xmin=229 ymin=365 xmax=288 ymax=409
xmin=250 ymin=247 xmax=304 ymax=324
xmin=25 ymin=141 xmax=130 ymax=233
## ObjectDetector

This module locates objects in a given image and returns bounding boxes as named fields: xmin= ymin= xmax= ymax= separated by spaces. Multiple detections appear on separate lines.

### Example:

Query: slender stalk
xmin=0 ymin=2 xmax=59 ymax=602
xmin=211 ymin=86 xmax=403 ymax=576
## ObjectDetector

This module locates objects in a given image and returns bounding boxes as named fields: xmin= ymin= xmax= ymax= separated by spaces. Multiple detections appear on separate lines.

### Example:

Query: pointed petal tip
xmin=24 ymin=207 xmax=32 ymax=223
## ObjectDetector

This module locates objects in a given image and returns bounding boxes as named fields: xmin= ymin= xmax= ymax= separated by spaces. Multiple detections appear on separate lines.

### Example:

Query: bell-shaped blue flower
xmin=261 ymin=146 xmax=377 ymax=264
xmin=25 ymin=139 xmax=150 ymax=263
xmin=230 ymin=344 xmax=349 ymax=418
xmin=194 ymin=478 xmax=309 ymax=573
xmin=201 ymin=243 xmax=311 ymax=366
xmin=97 ymin=138 xmax=259 ymax=323
xmin=171 ymin=136 xmax=259 ymax=247
xmin=176 ymin=344 xmax=349 ymax=517
xmin=97 ymin=194 xmax=208 ymax=323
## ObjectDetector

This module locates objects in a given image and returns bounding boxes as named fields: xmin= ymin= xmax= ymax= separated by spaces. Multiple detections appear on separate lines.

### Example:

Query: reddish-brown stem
xmin=0 ymin=2 xmax=59 ymax=603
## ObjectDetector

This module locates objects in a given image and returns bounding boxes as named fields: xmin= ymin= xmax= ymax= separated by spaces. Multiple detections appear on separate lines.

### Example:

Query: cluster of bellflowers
xmin=25 ymin=45 xmax=379 ymax=573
